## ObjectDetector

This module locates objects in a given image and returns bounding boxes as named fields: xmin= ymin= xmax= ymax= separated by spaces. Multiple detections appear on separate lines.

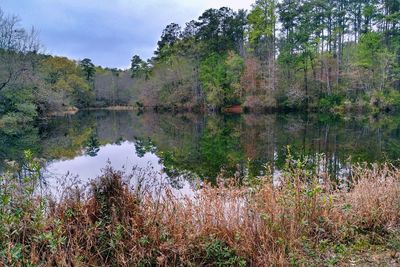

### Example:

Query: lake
xmin=1 ymin=111 xmax=400 ymax=190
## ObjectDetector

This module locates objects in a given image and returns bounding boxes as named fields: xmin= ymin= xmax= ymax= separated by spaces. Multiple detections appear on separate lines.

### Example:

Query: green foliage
xmin=0 ymin=85 xmax=37 ymax=125
xmin=68 ymin=73 xmax=93 ymax=108
xmin=368 ymin=89 xmax=400 ymax=112
xmin=385 ymin=90 xmax=400 ymax=108
xmin=0 ymin=9 xmax=97 ymax=121
xmin=248 ymin=0 xmax=277 ymax=45
xmin=318 ymin=93 xmax=344 ymax=111
xmin=101 ymin=0 xmax=400 ymax=112
xmin=196 ymin=7 xmax=247 ymax=54
xmin=155 ymin=23 xmax=181 ymax=60
xmin=200 ymin=53 xmax=227 ymax=108
xmin=357 ymin=32 xmax=383 ymax=69
xmin=39 ymin=56 xmax=94 ymax=109
xmin=204 ymin=238 xmax=247 ymax=267
xmin=84 ymin=132 xmax=100 ymax=157
xmin=0 ymin=150 xmax=50 ymax=266
xmin=225 ymin=51 xmax=245 ymax=100
xmin=3 ymin=2 xmax=400 ymax=115
xmin=200 ymin=51 xmax=244 ymax=108
xmin=0 ymin=51 xmax=95 ymax=123
xmin=79 ymin=58 xmax=96 ymax=82
xmin=134 ymin=137 xmax=156 ymax=158
xmin=130 ymin=55 xmax=150 ymax=78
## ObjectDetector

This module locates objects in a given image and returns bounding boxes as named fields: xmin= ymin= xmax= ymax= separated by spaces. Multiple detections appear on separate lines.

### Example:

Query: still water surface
xmin=1 ymin=111 xmax=400 ymax=189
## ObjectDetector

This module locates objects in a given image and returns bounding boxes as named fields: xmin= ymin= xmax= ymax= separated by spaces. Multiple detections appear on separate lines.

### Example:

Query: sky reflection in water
xmin=1 ymin=110 xmax=400 ymax=193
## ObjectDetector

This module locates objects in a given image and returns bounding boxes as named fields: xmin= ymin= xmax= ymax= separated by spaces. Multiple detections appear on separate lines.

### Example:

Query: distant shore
xmin=84 ymin=105 xmax=136 ymax=111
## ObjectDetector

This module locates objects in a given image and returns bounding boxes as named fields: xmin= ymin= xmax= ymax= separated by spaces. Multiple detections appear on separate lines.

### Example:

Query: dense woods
xmin=0 ymin=0 xmax=400 ymax=127
xmin=136 ymin=0 xmax=400 ymax=112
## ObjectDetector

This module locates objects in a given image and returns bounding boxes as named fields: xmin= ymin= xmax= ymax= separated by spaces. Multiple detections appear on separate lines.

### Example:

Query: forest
xmin=0 ymin=0 xmax=400 ymax=127
xmin=133 ymin=0 xmax=400 ymax=113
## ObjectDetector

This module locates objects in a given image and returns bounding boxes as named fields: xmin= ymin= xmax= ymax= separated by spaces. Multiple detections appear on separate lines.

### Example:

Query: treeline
xmin=132 ymin=0 xmax=400 ymax=112
xmin=0 ymin=9 xmax=92 ymax=123
xmin=1 ymin=0 xmax=400 ymax=125
xmin=0 ymin=8 xmax=139 ymax=128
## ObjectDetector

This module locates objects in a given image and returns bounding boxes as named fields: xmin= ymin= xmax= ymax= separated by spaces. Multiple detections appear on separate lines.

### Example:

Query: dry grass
xmin=343 ymin=164 xmax=400 ymax=231
xmin=0 ymin=163 xmax=399 ymax=266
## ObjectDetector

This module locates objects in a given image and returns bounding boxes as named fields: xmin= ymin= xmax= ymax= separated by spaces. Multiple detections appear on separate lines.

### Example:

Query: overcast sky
xmin=1 ymin=0 xmax=254 ymax=68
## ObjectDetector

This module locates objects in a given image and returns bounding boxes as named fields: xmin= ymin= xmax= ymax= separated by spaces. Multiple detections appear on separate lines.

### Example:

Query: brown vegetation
xmin=85 ymin=106 xmax=136 ymax=111
xmin=47 ymin=106 xmax=79 ymax=116
xmin=223 ymin=105 xmax=243 ymax=114
xmin=1 ymin=163 xmax=399 ymax=266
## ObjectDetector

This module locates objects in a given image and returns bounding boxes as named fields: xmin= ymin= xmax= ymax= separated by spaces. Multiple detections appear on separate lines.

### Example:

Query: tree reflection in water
xmin=1 ymin=111 xmax=399 ymax=188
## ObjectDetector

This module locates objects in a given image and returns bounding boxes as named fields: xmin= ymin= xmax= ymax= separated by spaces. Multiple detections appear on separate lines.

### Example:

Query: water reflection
xmin=46 ymin=141 xmax=160 ymax=181
xmin=84 ymin=132 xmax=100 ymax=157
xmin=1 ymin=111 xmax=400 ymax=188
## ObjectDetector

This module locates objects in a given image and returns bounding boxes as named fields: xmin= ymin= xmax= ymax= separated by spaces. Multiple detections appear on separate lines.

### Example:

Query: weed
xmin=0 ymin=152 xmax=399 ymax=266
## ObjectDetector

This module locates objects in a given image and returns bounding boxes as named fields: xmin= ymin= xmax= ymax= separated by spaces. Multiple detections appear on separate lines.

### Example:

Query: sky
xmin=1 ymin=0 xmax=254 ymax=68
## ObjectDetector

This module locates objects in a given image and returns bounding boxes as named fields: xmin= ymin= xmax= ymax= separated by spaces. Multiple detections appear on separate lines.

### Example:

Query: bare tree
xmin=0 ymin=8 xmax=40 ymax=91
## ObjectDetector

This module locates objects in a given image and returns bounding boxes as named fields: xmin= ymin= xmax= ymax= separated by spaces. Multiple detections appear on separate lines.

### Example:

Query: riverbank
xmin=47 ymin=107 xmax=79 ymax=116
xmin=84 ymin=105 xmax=136 ymax=111
xmin=1 ymin=158 xmax=399 ymax=266
xmin=71 ymin=103 xmax=400 ymax=116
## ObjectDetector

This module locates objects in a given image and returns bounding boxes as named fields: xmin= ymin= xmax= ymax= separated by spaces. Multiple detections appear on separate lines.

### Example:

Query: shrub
xmin=318 ymin=93 xmax=344 ymax=111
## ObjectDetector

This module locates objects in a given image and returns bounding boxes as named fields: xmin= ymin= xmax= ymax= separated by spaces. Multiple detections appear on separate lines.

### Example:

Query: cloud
xmin=1 ymin=0 xmax=254 ymax=68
